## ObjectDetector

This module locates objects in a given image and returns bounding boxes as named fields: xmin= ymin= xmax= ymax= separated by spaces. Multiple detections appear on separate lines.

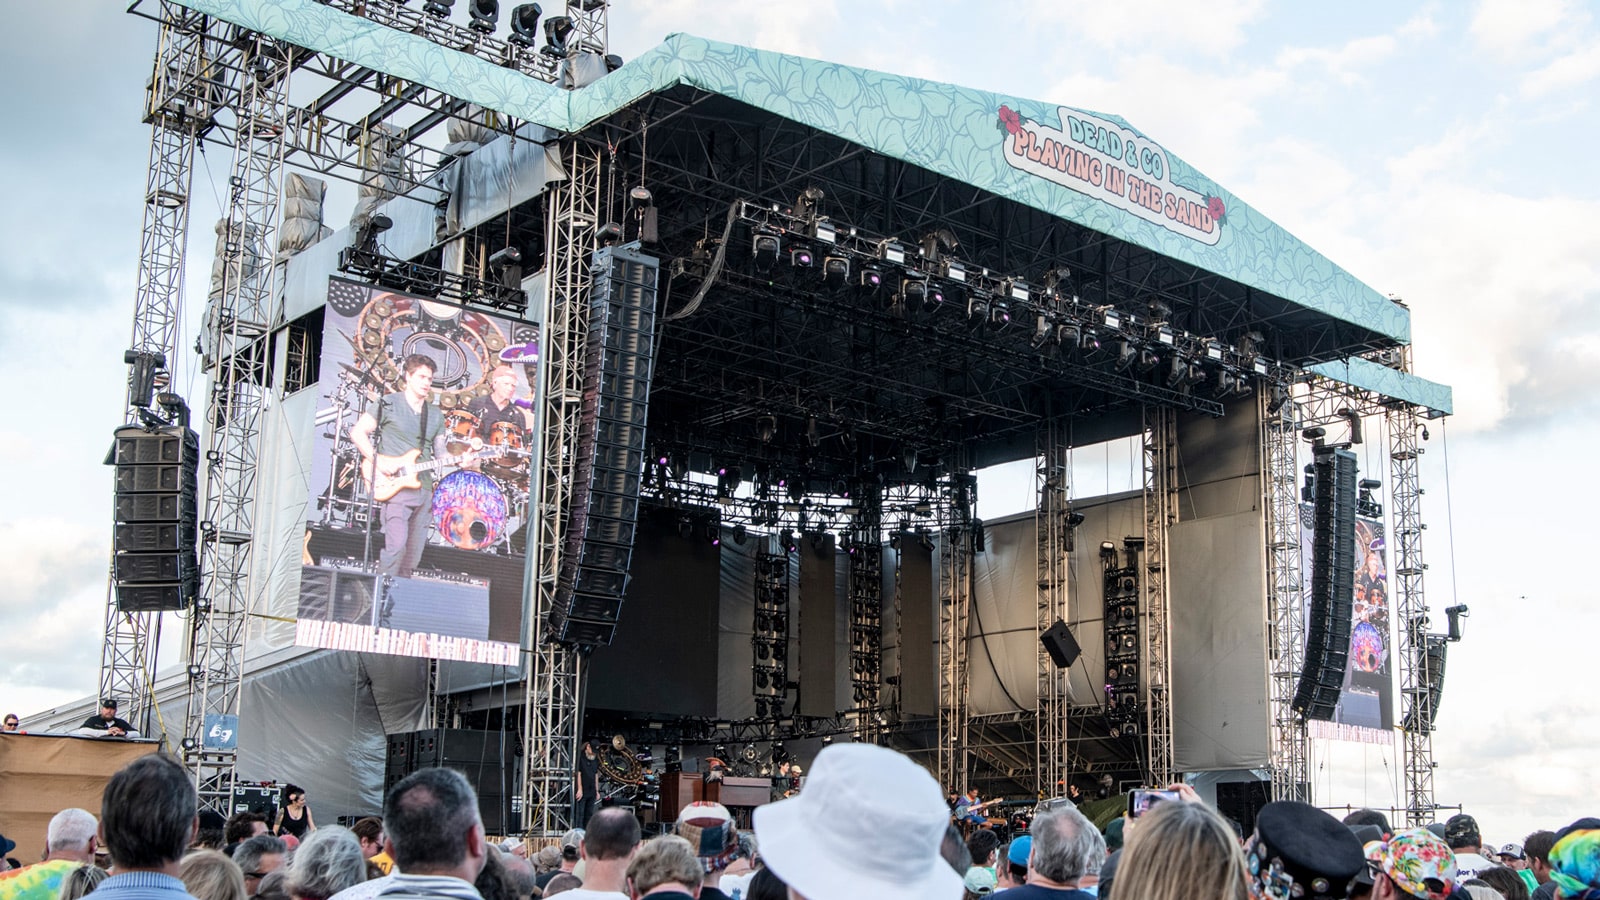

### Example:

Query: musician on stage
xmin=464 ymin=365 xmax=533 ymax=436
xmin=350 ymin=354 xmax=444 ymax=578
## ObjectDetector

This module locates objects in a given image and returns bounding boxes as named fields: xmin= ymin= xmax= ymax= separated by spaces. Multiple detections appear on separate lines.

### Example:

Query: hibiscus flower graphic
xmin=1206 ymin=195 xmax=1227 ymax=223
xmin=997 ymin=104 xmax=1022 ymax=135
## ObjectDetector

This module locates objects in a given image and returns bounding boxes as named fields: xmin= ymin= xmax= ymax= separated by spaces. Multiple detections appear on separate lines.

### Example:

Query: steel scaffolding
xmin=183 ymin=31 xmax=294 ymax=810
xmin=103 ymin=0 xmax=219 ymax=740
xmin=521 ymin=139 xmax=602 ymax=836
xmin=1387 ymin=349 xmax=1436 ymax=825
xmin=936 ymin=471 xmax=974 ymax=793
xmin=1141 ymin=405 xmax=1176 ymax=786
xmin=848 ymin=489 xmax=885 ymax=744
xmin=1263 ymin=387 xmax=1310 ymax=801
xmin=1035 ymin=418 xmax=1072 ymax=799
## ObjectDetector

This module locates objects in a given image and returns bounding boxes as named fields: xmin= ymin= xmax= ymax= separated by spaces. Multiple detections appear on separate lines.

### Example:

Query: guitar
xmin=959 ymin=797 xmax=1006 ymax=823
xmin=363 ymin=446 xmax=505 ymax=501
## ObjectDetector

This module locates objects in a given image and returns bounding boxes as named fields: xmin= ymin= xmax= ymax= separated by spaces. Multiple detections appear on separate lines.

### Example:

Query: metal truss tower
xmin=1262 ymin=387 xmax=1310 ymax=801
xmin=184 ymin=32 xmax=294 ymax=811
xmin=522 ymin=140 xmax=602 ymax=836
xmin=1035 ymin=418 xmax=1072 ymax=799
xmin=1387 ymin=350 xmax=1436 ymax=825
xmin=1141 ymin=405 xmax=1177 ymax=786
xmin=848 ymin=489 xmax=885 ymax=744
xmin=936 ymin=470 xmax=975 ymax=793
xmin=104 ymin=1 xmax=216 ymax=738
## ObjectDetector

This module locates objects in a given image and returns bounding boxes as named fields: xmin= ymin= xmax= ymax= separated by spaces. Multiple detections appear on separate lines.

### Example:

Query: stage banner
xmin=295 ymin=277 xmax=539 ymax=664
xmin=1299 ymin=506 xmax=1395 ymax=742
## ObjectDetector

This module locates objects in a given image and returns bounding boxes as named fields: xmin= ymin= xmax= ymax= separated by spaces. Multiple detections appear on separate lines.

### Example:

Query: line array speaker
xmin=1401 ymin=635 xmax=1449 ymax=732
xmin=551 ymin=245 xmax=660 ymax=647
xmin=1293 ymin=446 xmax=1358 ymax=720
xmin=111 ymin=424 xmax=199 ymax=612
xmin=383 ymin=728 xmax=520 ymax=833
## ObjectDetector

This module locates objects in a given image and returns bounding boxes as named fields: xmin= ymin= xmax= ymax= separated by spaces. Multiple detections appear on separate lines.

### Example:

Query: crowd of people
xmin=1 ymin=745 xmax=1597 ymax=900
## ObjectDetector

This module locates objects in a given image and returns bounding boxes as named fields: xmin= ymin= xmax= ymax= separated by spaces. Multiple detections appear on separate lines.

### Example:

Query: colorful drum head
xmin=431 ymin=470 xmax=508 ymax=551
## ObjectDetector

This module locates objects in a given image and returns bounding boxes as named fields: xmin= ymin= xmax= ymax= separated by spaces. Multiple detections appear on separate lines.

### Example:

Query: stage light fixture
xmin=791 ymin=186 xmax=826 ymax=222
xmin=1004 ymin=278 xmax=1031 ymax=303
xmin=967 ymin=292 xmax=990 ymax=326
xmin=732 ymin=524 xmax=747 ymax=545
xmin=990 ymin=301 xmax=1012 ymax=330
xmin=901 ymin=275 xmax=928 ymax=310
xmin=857 ymin=265 xmax=885 ymax=293
xmin=944 ymin=261 xmax=967 ymax=283
xmin=424 ymin=0 xmax=454 ymax=16
xmin=1032 ymin=314 xmax=1054 ymax=348
xmin=1166 ymin=356 xmax=1188 ymax=388
xmin=925 ymin=283 xmax=946 ymax=310
xmin=1445 ymin=604 xmax=1469 ymax=641
xmin=1113 ymin=340 xmax=1136 ymax=371
xmin=821 ymin=255 xmax=849 ymax=290
xmin=878 ymin=240 xmax=906 ymax=265
xmin=1156 ymin=324 xmax=1176 ymax=346
xmin=1253 ymin=357 xmax=1270 ymax=375
xmin=603 ymin=53 xmax=624 ymax=71
xmin=1206 ymin=341 xmax=1225 ymax=361
xmin=1057 ymin=323 xmax=1081 ymax=349
xmin=542 ymin=14 xmax=573 ymax=56
xmin=752 ymin=232 xmax=780 ymax=271
xmin=1079 ymin=327 xmax=1101 ymax=352
xmin=488 ymin=245 xmax=522 ymax=288
xmin=780 ymin=529 xmax=797 ymax=553
xmin=510 ymin=6 xmax=542 ymax=45
xmin=1103 ymin=308 xmax=1122 ymax=329
xmin=594 ymin=222 xmax=622 ymax=246
xmin=1137 ymin=348 xmax=1161 ymax=373
xmin=1267 ymin=383 xmax=1291 ymax=415
xmin=468 ymin=0 xmax=499 ymax=31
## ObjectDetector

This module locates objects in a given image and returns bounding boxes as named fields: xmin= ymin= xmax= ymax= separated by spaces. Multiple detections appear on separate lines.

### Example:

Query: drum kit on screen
xmin=316 ymin=293 xmax=539 ymax=556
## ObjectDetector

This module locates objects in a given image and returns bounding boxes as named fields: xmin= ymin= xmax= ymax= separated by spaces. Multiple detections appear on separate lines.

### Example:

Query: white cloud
xmin=1275 ymin=34 xmax=1400 ymax=86
xmin=1015 ymin=0 xmax=1267 ymax=57
xmin=1521 ymin=39 xmax=1600 ymax=96
xmin=1469 ymin=0 xmax=1580 ymax=58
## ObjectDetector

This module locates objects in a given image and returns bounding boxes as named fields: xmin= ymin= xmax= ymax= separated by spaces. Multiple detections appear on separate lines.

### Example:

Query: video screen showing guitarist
xmin=349 ymin=354 xmax=445 ymax=578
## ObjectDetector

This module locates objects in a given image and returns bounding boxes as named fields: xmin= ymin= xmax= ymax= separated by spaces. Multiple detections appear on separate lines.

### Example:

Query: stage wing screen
xmin=1301 ymin=508 xmax=1395 ymax=741
xmin=295 ymin=277 xmax=538 ymax=664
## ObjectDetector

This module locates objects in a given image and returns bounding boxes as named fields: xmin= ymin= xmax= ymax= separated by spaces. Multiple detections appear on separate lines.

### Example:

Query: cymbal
xmin=339 ymin=362 xmax=387 ymax=388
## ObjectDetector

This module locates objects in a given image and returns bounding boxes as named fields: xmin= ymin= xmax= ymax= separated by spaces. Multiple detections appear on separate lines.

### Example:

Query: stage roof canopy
xmin=174 ymin=0 xmax=1453 ymax=456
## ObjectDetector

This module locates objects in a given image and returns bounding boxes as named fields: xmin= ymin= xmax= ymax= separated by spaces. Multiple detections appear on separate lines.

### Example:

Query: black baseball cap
xmin=100 ymin=697 xmax=119 ymax=709
xmin=1445 ymin=814 xmax=1480 ymax=845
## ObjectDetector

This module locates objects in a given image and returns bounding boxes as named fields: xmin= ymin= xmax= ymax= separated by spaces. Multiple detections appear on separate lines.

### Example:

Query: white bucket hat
xmin=753 ymin=743 xmax=962 ymax=900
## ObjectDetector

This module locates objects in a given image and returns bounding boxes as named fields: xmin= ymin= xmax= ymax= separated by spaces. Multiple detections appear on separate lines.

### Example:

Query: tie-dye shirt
xmin=0 ymin=859 xmax=81 ymax=900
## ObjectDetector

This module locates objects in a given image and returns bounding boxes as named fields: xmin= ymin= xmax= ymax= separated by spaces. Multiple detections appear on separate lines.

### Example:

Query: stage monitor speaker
xmin=111 ymin=424 xmax=199 ymax=612
xmin=1294 ymin=446 xmax=1358 ymax=720
xmin=383 ymin=728 xmax=517 ymax=829
xmin=551 ymin=245 xmax=660 ymax=647
xmin=1040 ymin=619 xmax=1082 ymax=669
xmin=1215 ymin=780 xmax=1271 ymax=835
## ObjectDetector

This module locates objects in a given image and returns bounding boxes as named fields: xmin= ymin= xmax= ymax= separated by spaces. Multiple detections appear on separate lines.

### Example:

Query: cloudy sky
xmin=4 ymin=0 xmax=1596 ymax=842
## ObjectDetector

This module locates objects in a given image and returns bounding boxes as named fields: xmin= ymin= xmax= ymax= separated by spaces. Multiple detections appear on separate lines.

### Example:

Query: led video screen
xmin=295 ymin=277 xmax=538 ymax=664
xmin=1301 ymin=508 xmax=1395 ymax=739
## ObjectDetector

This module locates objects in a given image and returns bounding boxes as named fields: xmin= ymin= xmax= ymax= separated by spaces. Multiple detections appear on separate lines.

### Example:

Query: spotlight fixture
xmin=542 ymin=14 xmax=573 ymax=56
xmin=629 ymin=185 xmax=653 ymax=208
xmin=1003 ymin=278 xmax=1031 ymax=303
xmin=1267 ymin=383 xmax=1291 ymax=415
xmin=1103 ymin=308 xmax=1122 ymax=329
xmin=423 ymin=0 xmax=455 ymax=16
xmin=1031 ymin=314 xmax=1054 ymax=348
xmin=603 ymin=53 xmax=623 ymax=72
xmin=967 ymin=292 xmax=990 ymax=326
xmin=857 ymin=265 xmax=885 ymax=293
xmin=878 ymin=239 xmax=906 ymax=265
xmin=732 ymin=524 xmax=747 ymax=545
xmin=1444 ymin=604 xmax=1469 ymax=642
xmin=1166 ymin=356 xmax=1188 ymax=388
xmin=901 ymin=275 xmax=929 ymax=310
xmin=1137 ymin=348 xmax=1161 ymax=373
xmin=789 ymin=244 xmax=814 ymax=268
xmin=780 ymin=529 xmax=797 ymax=553
xmin=487 ymin=246 xmax=522 ymax=288
xmin=468 ymin=0 xmax=499 ymax=32
xmin=925 ymin=283 xmax=946 ymax=309
xmin=989 ymin=300 xmax=1012 ymax=330
xmin=1114 ymin=340 xmax=1136 ymax=371
xmin=751 ymin=231 xmax=780 ymax=271
xmin=822 ymin=255 xmax=849 ymax=290
xmin=793 ymin=186 xmax=826 ymax=221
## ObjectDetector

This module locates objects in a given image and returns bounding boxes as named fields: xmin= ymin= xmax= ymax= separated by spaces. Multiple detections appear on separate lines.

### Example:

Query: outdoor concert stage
xmin=78 ymin=0 xmax=1453 ymax=831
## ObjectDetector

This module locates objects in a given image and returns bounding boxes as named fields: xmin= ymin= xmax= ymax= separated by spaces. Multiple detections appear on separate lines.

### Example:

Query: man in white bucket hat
xmin=752 ymin=743 xmax=963 ymax=900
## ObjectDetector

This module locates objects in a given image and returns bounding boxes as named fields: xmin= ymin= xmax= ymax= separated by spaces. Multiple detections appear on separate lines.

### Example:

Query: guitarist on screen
xmin=350 ymin=354 xmax=446 ymax=578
